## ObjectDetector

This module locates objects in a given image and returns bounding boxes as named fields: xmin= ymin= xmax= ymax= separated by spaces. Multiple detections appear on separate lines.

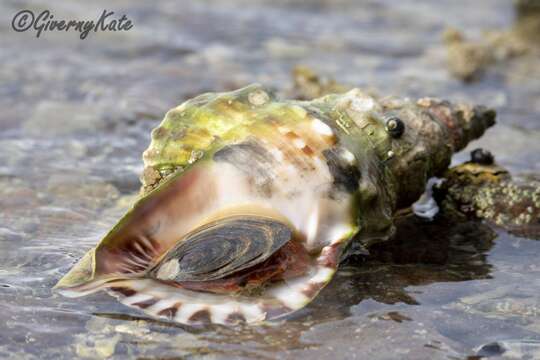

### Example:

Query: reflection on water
xmin=1 ymin=0 xmax=540 ymax=359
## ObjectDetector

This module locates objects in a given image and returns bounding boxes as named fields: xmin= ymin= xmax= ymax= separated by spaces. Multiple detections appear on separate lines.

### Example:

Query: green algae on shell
xmin=55 ymin=84 xmax=495 ymax=325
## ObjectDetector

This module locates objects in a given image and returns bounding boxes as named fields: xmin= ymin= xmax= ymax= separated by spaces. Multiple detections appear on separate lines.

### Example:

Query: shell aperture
xmin=148 ymin=216 xmax=293 ymax=282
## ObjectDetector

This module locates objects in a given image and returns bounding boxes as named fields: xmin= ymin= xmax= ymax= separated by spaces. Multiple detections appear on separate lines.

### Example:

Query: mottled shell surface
xmin=140 ymin=84 xmax=399 ymax=241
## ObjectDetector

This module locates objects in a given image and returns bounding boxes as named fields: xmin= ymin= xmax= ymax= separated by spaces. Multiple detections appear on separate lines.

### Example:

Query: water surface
xmin=1 ymin=0 xmax=539 ymax=358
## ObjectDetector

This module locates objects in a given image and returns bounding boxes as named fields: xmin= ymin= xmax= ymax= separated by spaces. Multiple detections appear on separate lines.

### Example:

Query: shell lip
xmin=53 ymin=249 xmax=97 ymax=292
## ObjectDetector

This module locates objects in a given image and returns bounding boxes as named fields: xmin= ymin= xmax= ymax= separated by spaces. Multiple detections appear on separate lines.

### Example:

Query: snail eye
xmin=384 ymin=115 xmax=405 ymax=138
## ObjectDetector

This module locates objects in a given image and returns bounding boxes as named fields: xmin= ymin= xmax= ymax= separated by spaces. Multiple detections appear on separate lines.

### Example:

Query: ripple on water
xmin=1 ymin=0 xmax=539 ymax=358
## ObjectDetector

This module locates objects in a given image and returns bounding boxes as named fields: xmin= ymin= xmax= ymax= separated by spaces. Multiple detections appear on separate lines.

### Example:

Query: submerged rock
xmin=442 ymin=4 xmax=540 ymax=82
xmin=476 ymin=339 xmax=540 ymax=359
xmin=436 ymin=149 xmax=540 ymax=238
xmin=290 ymin=65 xmax=350 ymax=100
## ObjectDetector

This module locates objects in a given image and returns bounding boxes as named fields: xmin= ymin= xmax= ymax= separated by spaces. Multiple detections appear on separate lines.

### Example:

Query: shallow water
xmin=1 ymin=0 xmax=539 ymax=359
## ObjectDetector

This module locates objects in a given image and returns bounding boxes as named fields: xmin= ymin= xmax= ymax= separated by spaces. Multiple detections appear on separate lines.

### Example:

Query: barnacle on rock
xmin=435 ymin=149 xmax=540 ymax=238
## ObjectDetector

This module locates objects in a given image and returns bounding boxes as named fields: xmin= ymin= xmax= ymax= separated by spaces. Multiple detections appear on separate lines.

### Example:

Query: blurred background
xmin=0 ymin=0 xmax=539 ymax=359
